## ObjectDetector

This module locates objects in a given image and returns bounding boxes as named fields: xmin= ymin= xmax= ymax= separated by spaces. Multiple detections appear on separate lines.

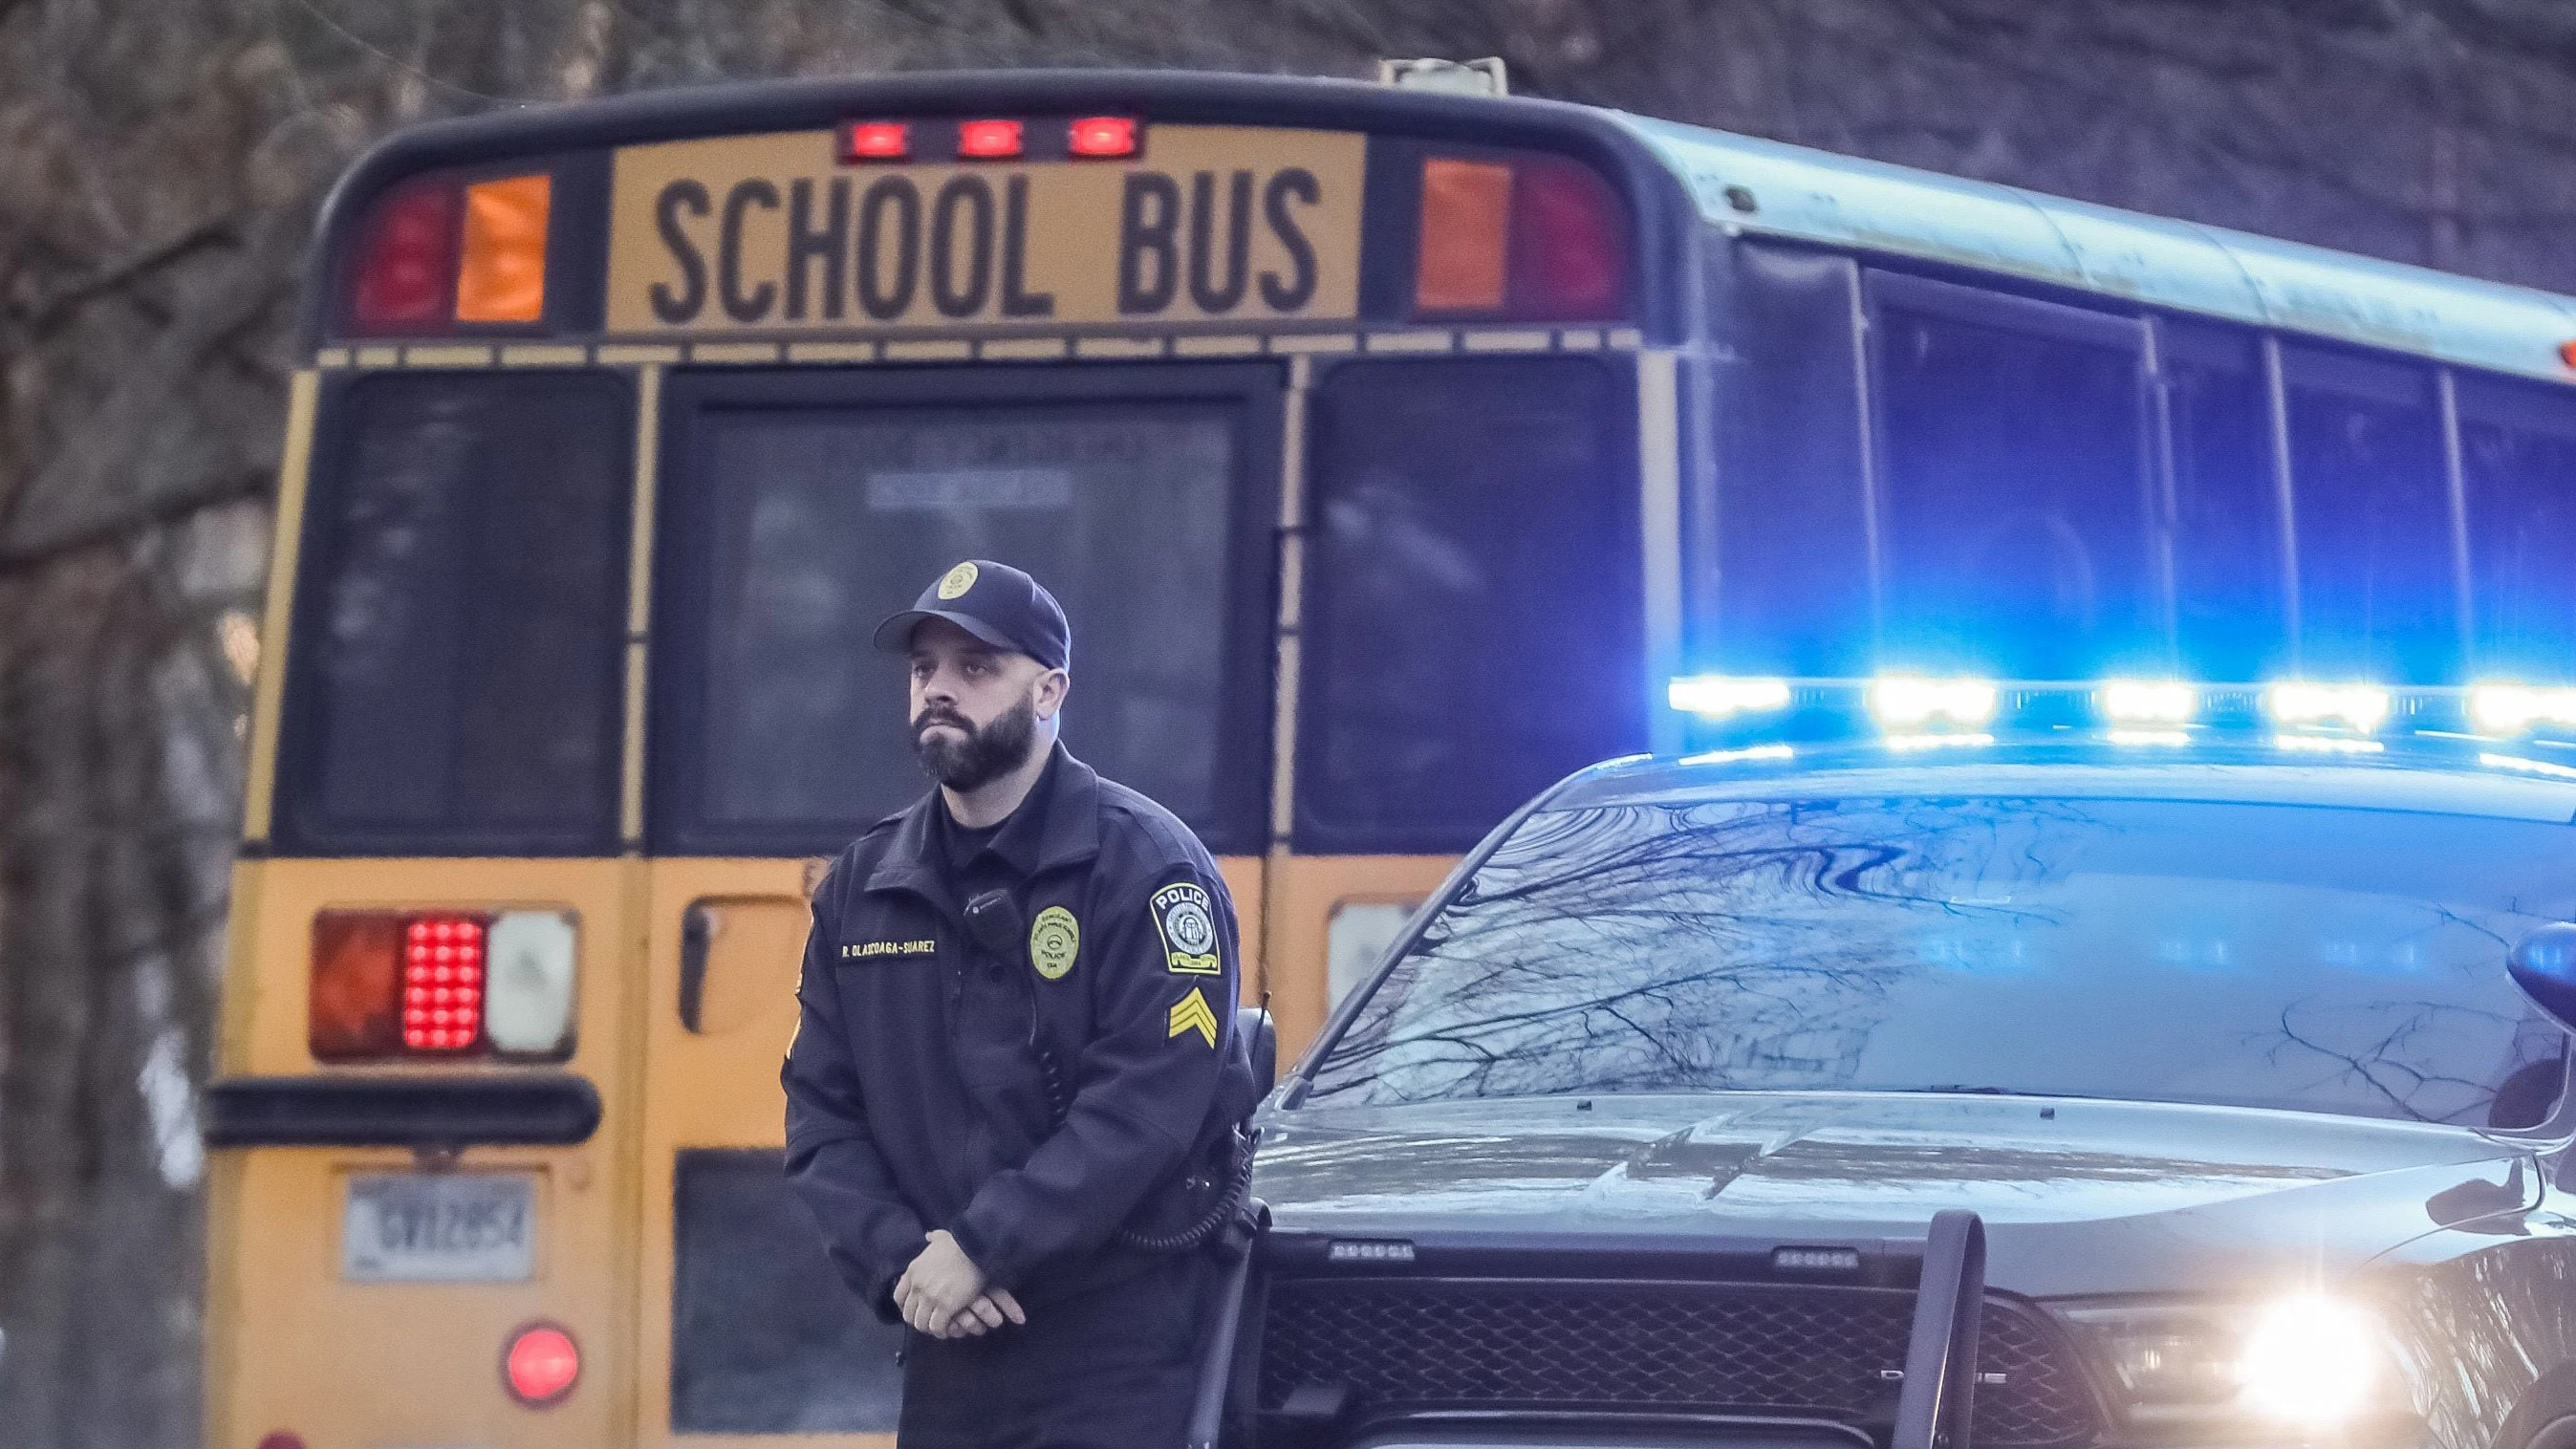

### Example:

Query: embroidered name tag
xmin=841 ymin=939 xmax=937 ymax=960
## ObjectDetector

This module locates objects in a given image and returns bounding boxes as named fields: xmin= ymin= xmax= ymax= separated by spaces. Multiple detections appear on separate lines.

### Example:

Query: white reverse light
xmin=2264 ymin=682 xmax=2391 ymax=734
xmin=2102 ymin=680 xmax=2196 ymax=724
xmin=1869 ymin=676 xmax=1997 ymax=729
xmin=1667 ymin=675 xmax=1791 ymax=719
xmin=2469 ymin=682 xmax=2576 ymax=736
xmin=485 ymin=910 xmax=579 ymax=1056
xmin=2238 ymin=1295 xmax=2382 ymax=1425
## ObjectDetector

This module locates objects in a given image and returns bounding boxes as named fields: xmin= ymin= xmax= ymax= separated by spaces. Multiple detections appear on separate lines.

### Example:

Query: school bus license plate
xmin=607 ymin=125 xmax=1366 ymax=335
xmin=341 ymin=1172 xmax=535 ymax=1283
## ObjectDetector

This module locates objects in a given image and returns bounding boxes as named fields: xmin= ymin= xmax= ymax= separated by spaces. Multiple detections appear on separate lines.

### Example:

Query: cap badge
xmin=936 ymin=561 xmax=980 ymax=600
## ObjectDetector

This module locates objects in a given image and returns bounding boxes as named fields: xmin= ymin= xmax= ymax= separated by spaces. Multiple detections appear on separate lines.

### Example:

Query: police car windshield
xmin=1304 ymin=792 xmax=2572 ymax=1124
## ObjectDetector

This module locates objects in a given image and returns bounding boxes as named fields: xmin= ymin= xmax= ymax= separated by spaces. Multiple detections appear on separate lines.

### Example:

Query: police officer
xmin=784 ymin=559 xmax=1262 ymax=1449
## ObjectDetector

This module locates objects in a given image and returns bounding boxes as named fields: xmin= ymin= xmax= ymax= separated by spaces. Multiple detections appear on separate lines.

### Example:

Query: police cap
xmin=872 ymin=559 xmax=1071 ymax=671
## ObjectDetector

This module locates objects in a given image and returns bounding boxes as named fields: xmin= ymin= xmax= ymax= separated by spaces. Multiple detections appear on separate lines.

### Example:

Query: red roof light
xmin=1068 ymin=116 xmax=1139 ymax=159
xmin=843 ymin=121 xmax=909 ymax=162
xmin=957 ymin=119 xmax=1023 ymax=160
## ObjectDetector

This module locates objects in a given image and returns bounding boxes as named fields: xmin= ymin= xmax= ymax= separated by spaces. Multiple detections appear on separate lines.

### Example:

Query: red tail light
xmin=1507 ymin=154 xmax=1629 ymax=320
xmin=1412 ymin=151 xmax=1630 ymax=322
xmin=403 ymin=915 xmax=487 ymax=1052
xmin=957 ymin=119 xmax=1024 ymax=159
xmin=503 ymin=1322 xmax=581 ymax=1406
xmin=1068 ymin=116 xmax=1139 ymax=159
xmin=350 ymin=181 xmax=461 ymax=332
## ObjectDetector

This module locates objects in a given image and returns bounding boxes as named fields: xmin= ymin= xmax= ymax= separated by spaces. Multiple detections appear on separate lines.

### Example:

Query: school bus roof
xmin=1611 ymin=109 xmax=2576 ymax=385
xmin=310 ymin=68 xmax=2576 ymax=382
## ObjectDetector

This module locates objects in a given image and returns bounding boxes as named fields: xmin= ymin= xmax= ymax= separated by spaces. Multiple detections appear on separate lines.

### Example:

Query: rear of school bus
xmin=203 ymin=70 xmax=1693 ymax=1449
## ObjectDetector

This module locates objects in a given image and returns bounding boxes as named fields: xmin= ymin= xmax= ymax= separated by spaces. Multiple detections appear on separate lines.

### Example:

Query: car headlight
xmin=2060 ymin=1294 xmax=2393 ymax=1431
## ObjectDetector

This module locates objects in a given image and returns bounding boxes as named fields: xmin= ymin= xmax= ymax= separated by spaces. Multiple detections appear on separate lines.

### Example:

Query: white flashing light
xmin=2107 ymin=729 xmax=2191 ymax=747
xmin=2479 ymin=751 xmax=2576 ymax=781
xmin=1869 ymin=676 xmax=1997 ymax=729
xmin=1679 ymin=743 xmax=1795 ymax=767
xmin=1667 ymin=675 xmax=1791 ymax=719
xmin=2469 ymin=682 xmax=2576 ymax=736
xmin=2102 ymin=680 xmax=2196 ymax=724
xmin=2239 ymin=1295 xmax=2382 ymax=1425
xmin=2273 ymin=733 xmax=2384 ymax=756
xmin=1885 ymin=731 xmax=1995 ymax=752
xmin=2264 ymin=682 xmax=2390 ymax=734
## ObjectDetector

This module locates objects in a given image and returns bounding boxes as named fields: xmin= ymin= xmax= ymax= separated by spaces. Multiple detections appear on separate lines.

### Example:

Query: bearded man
xmin=782 ymin=558 xmax=1261 ymax=1449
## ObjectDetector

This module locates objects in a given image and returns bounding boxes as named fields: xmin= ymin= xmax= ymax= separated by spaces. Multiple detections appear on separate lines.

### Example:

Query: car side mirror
xmin=2507 ymin=922 xmax=2576 ymax=1033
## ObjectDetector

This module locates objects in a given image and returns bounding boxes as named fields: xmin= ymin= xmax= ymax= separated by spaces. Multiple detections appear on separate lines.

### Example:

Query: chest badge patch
xmin=1152 ymin=882 xmax=1223 ymax=975
xmin=1168 ymin=986 xmax=1220 ymax=1048
xmin=1028 ymin=905 xmax=1080 ymax=981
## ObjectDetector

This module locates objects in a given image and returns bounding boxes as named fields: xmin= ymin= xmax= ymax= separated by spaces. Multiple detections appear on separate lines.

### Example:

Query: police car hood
xmin=1253 ymin=1092 xmax=2538 ymax=1296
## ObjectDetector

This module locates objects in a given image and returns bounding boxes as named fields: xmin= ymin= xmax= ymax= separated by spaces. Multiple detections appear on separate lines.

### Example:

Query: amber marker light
xmin=2560 ymin=339 xmax=2576 ymax=370
xmin=309 ymin=911 xmax=406 ymax=1059
xmin=1068 ymin=116 xmax=1139 ymax=158
xmin=1416 ymin=157 xmax=1514 ymax=313
xmin=957 ymin=119 xmax=1024 ymax=159
xmin=454 ymin=173 xmax=551 ymax=324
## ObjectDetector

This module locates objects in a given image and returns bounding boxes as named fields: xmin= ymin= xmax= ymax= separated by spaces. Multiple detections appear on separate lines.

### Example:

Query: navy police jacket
xmin=783 ymin=744 xmax=1260 ymax=1317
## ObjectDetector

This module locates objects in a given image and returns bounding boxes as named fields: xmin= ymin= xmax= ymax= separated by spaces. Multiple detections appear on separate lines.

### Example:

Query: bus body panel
xmin=210 ymin=856 xmax=639 ymax=1449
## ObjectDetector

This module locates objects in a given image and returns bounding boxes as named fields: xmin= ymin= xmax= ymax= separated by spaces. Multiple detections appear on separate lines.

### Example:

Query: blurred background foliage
xmin=7 ymin=2 xmax=2576 ymax=1444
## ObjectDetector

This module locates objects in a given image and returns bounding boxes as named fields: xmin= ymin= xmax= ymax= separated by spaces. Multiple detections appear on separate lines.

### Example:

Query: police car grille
xmin=1257 ymin=1279 xmax=2096 ymax=1445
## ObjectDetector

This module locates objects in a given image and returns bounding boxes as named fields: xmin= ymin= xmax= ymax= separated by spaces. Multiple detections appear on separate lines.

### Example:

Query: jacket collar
xmin=865 ymin=741 xmax=1102 ymax=902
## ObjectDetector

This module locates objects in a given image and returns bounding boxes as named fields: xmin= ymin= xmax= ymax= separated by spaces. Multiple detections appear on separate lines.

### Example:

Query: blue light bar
xmin=1667 ymin=675 xmax=1791 ymax=719
xmin=2264 ymin=682 xmax=2390 ymax=734
xmin=2469 ymin=683 xmax=2576 ymax=736
xmin=1868 ymin=676 xmax=1997 ymax=728
xmin=2102 ymin=680 xmax=2196 ymax=724
xmin=1658 ymin=675 xmax=2570 ymax=750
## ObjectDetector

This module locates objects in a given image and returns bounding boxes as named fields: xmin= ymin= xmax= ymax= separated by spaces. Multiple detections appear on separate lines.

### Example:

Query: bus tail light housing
xmin=1414 ymin=150 xmax=1630 ymax=322
xmin=347 ymin=171 xmax=552 ymax=334
xmin=310 ymin=909 xmax=575 ymax=1061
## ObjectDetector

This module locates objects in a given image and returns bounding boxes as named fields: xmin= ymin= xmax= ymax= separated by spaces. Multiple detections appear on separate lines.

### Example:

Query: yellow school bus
xmin=206 ymin=63 xmax=2576 ymax=1449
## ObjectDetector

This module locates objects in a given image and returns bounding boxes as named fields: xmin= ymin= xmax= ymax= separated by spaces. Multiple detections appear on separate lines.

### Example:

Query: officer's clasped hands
xmin=894 ymin=1229 xmax=1027 ymax=1338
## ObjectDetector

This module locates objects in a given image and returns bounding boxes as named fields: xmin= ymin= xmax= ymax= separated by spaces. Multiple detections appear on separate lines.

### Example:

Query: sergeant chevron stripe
xmin=1167 ymin=987 xmax=1220 ymax=1048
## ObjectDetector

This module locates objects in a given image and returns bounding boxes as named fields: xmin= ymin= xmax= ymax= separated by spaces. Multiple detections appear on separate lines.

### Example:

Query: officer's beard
xmin=912 ymin=695 xmax=1039 ymax=792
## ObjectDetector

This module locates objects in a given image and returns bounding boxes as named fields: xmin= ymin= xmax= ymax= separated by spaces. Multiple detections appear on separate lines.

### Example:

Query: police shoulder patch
xmin=1151 ymin=881 xmax=1223 ymax=975
xmin=1028 ymin=905 xmax=1079 ymax=981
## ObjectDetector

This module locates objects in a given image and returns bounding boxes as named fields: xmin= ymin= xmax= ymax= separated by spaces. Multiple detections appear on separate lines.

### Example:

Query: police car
xmin=1215 ymin=680 xmax=2576 ymax=1449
